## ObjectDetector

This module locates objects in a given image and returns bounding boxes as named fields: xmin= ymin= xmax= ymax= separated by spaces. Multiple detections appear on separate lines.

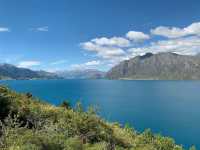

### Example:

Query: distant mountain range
xmin=0 ymin=64 xmax=60 ymax=80
xmin=106 ymin=52 xmax=200 ymax=80
xmin=2 ymin=52 xmax=200 ymax=80
xmin=57 ymin=69 xmax=105 ymax=79
xmin=0 ymin=64 xmax=105 ymax=80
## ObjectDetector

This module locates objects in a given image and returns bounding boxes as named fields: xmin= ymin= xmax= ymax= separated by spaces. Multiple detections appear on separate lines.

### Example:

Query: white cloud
xmin=18 ymin=61 xmax=41 ymax=68
xmin=81 ymin=32 xmax=151 ymax=64
xmin=80 ymin=34 xmax=132 ymax=65
xmin=51 ymin=60 xmax=67 ymax=65
xmin=81 ymin=41 xmax=130 ymax=67
xmin=151 ymin=22 xmax=200 ymax=38
xmin=81 ymin=32 xmax=148 ymax=67
xmin=30 ymin=26 xmax=49 ymax=32
xmin=91 ymin=37 xmax=130 ymax=47
xmin=37 ymin=26 xmax=48 ymax=32
xmin=128 ymin=36 xmax=200 ymax=57
xmin=126 ymin=31 xmax=150 ymax=41
xmin=0 ymin=27 xmax=10 ymax=32
xmin=185 ymin=22 xmax=200 ymax=35
xmin=70 ymin=60 xmax=101 ymax=70
xmin=85 ymin=60 xmax=101 ymax=66
xmin=80 ymin=22 xmax=200 ymax=70
xmin=81 ymin=42 xmax=126 ymax=59
xmin=151 ymin=26 xmax=188 ymax=38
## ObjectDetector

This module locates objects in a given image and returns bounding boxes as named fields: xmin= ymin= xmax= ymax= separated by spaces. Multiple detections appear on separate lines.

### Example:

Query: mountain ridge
xmin=106 ymin=52 xmax=200 ymax=80
xmin=0 ymin=63 xmax=60 ymax=80
xmin=57 ymin=69 xmax=105 ymax=79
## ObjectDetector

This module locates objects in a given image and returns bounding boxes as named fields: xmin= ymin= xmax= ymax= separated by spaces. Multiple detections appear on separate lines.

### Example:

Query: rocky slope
xmin=106 ymin=52 xmax=200 ymax=80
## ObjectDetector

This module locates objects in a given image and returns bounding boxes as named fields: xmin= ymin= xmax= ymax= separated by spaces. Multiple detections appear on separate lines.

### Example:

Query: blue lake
xmin=0 ymin=79 xmax=200 ymax=149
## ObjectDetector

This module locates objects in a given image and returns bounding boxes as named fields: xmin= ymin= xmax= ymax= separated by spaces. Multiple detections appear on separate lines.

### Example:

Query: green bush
xmin=60 ymin=100 xmax=71 ymax=109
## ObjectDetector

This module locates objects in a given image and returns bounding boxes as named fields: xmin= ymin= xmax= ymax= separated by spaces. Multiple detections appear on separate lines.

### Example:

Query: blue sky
xmin=0 ymin=0 xmax=200 ymax=71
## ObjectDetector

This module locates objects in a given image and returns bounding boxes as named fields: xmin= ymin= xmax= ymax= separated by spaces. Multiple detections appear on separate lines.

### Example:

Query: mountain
xmin=106 ymin=52 xmax=200 ymax=80
xmin=0 ymin=63 xmax=60 ymax=80
xmin=57 ymin=69 xmax=105 ymax=79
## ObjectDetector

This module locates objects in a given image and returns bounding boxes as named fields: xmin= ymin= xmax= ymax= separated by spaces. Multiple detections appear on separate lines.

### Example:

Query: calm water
xmin=0 ymin=79 xmax=200 ymax=149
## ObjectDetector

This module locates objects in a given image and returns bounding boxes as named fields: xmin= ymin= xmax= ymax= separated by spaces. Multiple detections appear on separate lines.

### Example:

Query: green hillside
xmin=0 ymin=86 xmax=195 ymax=150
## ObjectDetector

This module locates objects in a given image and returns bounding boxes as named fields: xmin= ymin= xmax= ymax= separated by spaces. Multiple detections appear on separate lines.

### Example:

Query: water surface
xmin=0 ymin=79 xmax=200 ymax=149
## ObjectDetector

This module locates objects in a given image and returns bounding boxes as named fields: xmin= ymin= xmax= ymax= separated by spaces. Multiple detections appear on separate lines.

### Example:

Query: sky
xmin=0 ymin=0 xmax=200 ymax=72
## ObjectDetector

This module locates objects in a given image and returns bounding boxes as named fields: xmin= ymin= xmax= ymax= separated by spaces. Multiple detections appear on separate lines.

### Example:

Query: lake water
xmin=0 ymin=79 xmax=200 ymax=149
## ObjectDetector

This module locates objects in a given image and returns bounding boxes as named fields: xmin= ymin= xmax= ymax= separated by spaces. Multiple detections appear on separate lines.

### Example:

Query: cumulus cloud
xmin=81 ymin=31 xmax=151 ymax=63
xmin=126 ymin=31 xmax=150 ymax=41
xmin=80 ymin=22 xmax=200 ymax=69
xmin=151 ymin=26 xmax=188 ymax=38
xmin=81 ymin=32 xmax=150 ymax=66
xmin=91 ymin=37 xmax=130 ymax=47
xmin=70 ymin=60 xmax=101 ymax=70
xmin=81 ymin=42 xmax=126 ymax=59
xmin=18 ymin=61 xmax=41 ymax=68
xmin=0 ymin=27 xmax=10 ymax=32
xmin=151 ymin=22 xmax=200 ymax=38
xmin=81 ymin=41 xmax=130 ymax=67
xmin=128 ymin=36 xmax=200 ymax=57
